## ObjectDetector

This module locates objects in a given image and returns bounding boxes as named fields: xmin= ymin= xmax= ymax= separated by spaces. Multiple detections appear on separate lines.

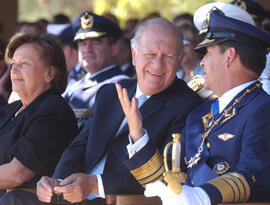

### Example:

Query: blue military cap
xmin=47 ymin=24 xmax=75 ymax=45
xmin=231 ymin=0 xmax=264 ymax=23
xmin=195 ymin=8 xmax=270 ymax=53
xmin=59 ymin=25 xmax=75 ymax=45
xmin=72 ymin=11 xmax=122 ymax=41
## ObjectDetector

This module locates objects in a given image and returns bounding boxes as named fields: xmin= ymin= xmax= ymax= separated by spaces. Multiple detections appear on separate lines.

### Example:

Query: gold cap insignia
xmin=80 ymin=13 xmax=94 ymax=30
xmin=233 ymin=0 xmax=247 ymax=11
xmin=213 ymin=161 xmax=230 ymax=175
xmin=217 ymin=133 xmax=235 ymax=141
xmin=199 ymin=7 xmax=224 ymax=35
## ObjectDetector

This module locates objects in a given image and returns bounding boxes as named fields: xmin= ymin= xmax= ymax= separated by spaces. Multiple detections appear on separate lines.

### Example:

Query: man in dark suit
xmin=123 ymin=9 xmax=270 ymax=205
xmin=62 ymin=11 xmax=129 ymax=109
xmin=0 ymin=17 xmax=202 ymax=205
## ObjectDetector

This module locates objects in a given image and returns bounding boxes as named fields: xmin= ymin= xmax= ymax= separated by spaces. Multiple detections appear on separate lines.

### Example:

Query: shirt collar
xmin=135 ymin=85 xmax=151 ymax=99
xmin=218 ymin=80 xmax=256 ymax=113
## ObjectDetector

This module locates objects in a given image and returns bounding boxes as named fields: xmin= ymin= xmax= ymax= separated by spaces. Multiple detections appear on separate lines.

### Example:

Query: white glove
xmin=144 ymin=181 xmax=211 ymax=205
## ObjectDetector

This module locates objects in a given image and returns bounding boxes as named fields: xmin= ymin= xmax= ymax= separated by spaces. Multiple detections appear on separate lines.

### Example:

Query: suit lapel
xmin=112 ymin=82 xmax=136 ymax=134
xmin=140 ymin=96 xmax=163 ymax=121
xmin=119 ymin=96 xmax=164 ymax=134
xmin=84 ymin=82 xmax=136 ymax=171
xmin=113 ymin=82 xmax=137 ymax=135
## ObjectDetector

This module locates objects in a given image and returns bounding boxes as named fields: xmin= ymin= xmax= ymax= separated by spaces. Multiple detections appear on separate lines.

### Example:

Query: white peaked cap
xmin=194 ymin=2 xmax=255 ymax=31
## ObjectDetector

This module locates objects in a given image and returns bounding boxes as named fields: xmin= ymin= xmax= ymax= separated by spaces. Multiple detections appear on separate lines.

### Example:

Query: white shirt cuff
xmin=96 ymin=174 xmax=105 ymax=198
xmin=127 ymin=129 xmax=149 ymax=158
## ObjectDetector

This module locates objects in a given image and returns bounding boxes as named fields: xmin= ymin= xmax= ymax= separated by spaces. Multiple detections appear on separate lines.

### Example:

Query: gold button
xmin=206 ymin=142 xmax=210 ymax=149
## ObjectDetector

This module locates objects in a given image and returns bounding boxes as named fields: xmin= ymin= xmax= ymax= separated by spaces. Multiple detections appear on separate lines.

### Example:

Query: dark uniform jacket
xmin=125 ymin=81 xmax=270 ymax=204
xmin=62 ymin=65 xmax=129 ymax=109
xmin=53 ymin=78 xmax=202 ymax=196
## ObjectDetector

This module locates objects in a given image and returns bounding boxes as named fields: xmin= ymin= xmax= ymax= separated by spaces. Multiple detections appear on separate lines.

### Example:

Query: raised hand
xmin=115 ymin=83 xmax=144 ymax=142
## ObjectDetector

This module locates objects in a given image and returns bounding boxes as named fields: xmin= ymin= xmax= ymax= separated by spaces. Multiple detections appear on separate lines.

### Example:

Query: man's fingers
xmin=115 ymin=83 xmax=123 ymax=103
xmin=37 ymin=180 xmax=54 ymax=203
xmin=59 ymin=174 xmax=76 ymax=186
xmin=54 ymin=174 xmax=78 ymax=194
xmin=54 ymin=183 xmax=83 ymax=203
xmin=37 ymin=176 xmax=54 ymax=194
xmin=54 ymin=183 xmax=73 ymax=194
xmin=116 ymin=83 xmax=132 ymax=114
xmin=122 ymin=87 xmax=130 ymax=107
xmin=116 ymin=83 xmax=130 ymax=109
xmin=131 ymin=97 xmax=138 ymax=112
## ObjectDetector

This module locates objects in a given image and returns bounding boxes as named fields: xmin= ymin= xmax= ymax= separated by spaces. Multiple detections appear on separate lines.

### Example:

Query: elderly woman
xmin=0 ymin=33 xmax=78 ymax=192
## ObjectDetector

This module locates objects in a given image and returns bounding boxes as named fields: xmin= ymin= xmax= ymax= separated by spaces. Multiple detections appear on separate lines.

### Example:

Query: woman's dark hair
xmin=6 ymin=32 xmax=67 ymax=93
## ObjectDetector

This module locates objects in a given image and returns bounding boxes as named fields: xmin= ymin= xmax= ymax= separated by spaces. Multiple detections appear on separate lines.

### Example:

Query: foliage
xmin=18 ymin=0 xmax=231 ymax=26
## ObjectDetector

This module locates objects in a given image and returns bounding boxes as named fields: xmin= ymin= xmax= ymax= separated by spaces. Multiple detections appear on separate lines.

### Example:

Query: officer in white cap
xmin=188 ymin=2 xmax=255 ymax=99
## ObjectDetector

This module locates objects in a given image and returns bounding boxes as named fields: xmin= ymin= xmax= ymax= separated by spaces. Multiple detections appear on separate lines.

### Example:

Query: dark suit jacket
xmin=0 ymin=95 xmax=7 ymax=108
xmin=53 ymin=79 xmax=202 ymax=195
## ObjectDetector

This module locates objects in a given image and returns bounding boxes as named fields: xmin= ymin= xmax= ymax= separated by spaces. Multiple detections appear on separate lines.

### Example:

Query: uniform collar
xmin=89 ymin=64 xmax=117 ymax=79
xmin=218 ymin=80 xmax=256 ymax=113
xmin=86 ymin=64 xmax=122 ymax=83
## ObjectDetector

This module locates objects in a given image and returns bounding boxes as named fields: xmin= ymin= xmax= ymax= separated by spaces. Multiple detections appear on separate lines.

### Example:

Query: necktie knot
xmin=137 ymin=95 xmax=147 ymax=108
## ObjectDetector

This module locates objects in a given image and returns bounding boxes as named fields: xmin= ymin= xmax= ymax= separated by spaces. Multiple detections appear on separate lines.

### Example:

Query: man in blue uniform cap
xmin=120 ymin=8 xmax=270 ymax=205
xmin=62 ymin=11 xmax=129 ymax=109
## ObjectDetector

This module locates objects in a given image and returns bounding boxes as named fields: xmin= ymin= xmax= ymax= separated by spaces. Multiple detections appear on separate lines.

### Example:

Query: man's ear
xmin=131 ymin=47 xmax=137 ymax=67
xmin=111 ymin=39 xmax=121 ymax=57
xmin=224 ymin=47 xmax=237 ymax=68
xmin=178 ymin=52 xmax=184 ymax=67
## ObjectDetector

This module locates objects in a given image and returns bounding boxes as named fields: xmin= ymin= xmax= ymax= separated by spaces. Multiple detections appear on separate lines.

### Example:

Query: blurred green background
xmin=18 ymin=0 xmax=231 ymax=25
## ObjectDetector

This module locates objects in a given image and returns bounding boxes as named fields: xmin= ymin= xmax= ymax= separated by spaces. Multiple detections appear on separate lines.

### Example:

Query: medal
xmin=186 ymin=83 xmax=261 ymax=169
xmin=187 ymin=153 xmax=201 ymax=168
